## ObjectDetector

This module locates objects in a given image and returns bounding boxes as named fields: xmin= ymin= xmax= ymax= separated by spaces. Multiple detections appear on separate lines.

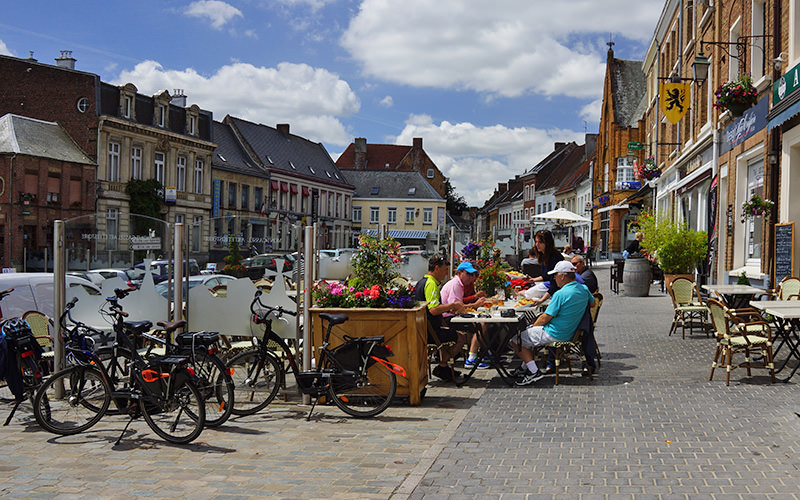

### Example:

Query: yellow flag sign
xmin=660 ymin=82 xmax=690 ymax=123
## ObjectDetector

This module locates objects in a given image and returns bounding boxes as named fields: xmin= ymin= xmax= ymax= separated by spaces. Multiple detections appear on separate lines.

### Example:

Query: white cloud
xmin=185 ymin=0 xmax=243 ymax=30
xmin=579 ymin=98 xmax=603 ymax=124
xmin=113 ymin=60 xmax=360 ymax=146
xmin=341 ymin=0 xmax=660 ymax=99
xmin=273 ymin=0 xmax=334 ymax=13
xmin=0 ymin=40 xmax=14 ymax=56
xmin=393 ymin=114 xmax=584 ymax=206
xmin=379 ymin=95 xmax=393 ymax=107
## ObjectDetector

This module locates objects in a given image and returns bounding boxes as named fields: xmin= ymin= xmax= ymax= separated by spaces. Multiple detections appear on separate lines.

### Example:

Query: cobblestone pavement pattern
xmin=1 ymin=263 xmax=799 ymax=499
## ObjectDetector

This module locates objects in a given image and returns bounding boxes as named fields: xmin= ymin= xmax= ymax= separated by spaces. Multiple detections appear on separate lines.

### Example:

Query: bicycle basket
xmin=175 ymin=331 xmax=219 ymax=349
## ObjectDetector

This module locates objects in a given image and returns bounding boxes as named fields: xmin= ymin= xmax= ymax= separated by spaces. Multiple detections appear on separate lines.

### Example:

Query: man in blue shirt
xmin=512 ymin=260 xmax=594 ymax=386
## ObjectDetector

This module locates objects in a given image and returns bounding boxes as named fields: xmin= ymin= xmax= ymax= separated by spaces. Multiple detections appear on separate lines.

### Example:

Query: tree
xmin=444 ymin=179 xmax=467 ymax=214
xmin=125 ymin=179 xmax=165 ymax=233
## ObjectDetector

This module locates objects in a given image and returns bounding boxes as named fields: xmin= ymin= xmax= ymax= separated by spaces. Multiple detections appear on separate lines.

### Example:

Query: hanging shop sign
xmin=774 ymin=62 xmax=800 ymax=105
xmin=719 ymin=97 xmax=768 ymax=155
xmin=660 ymin=82 xmax=690 ymax=123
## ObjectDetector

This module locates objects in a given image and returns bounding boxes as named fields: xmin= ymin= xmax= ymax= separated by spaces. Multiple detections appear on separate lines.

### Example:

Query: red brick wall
xmin=0 ymin=55 xmax=99 ymax=160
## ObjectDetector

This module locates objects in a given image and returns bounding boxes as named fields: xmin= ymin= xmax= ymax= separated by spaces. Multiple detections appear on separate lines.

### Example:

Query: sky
xmin=0 ymin=0 xmax=664 ymax=206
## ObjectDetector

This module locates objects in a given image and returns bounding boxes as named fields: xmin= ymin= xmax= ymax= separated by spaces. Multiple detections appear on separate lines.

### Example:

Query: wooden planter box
xmin=310 ymin=303 xmax=428 ymax=405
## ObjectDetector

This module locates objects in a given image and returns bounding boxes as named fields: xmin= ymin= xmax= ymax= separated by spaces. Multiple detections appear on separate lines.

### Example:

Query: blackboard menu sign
xmin=775 ymin=222 xmax=794 ymax=284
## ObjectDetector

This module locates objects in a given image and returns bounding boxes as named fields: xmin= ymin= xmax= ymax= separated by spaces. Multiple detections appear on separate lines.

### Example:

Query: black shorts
xmin=429 ymin=327 xmax=460 ymax=344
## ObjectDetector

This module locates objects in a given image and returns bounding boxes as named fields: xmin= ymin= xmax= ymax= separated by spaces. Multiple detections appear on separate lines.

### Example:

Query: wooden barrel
xmin=623 ymin=257 xmax=651 ymax=297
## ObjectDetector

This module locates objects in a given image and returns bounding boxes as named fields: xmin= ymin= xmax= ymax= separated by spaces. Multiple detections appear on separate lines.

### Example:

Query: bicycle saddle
xmin=123 ymin=320 xmax=154 ymax=334
xmin=318 ymin=313 xmax=348 ymax=325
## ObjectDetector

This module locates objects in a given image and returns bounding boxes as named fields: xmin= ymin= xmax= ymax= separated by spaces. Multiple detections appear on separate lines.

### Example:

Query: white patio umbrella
xmin=531 ymin=207 xmax=591 ymax=223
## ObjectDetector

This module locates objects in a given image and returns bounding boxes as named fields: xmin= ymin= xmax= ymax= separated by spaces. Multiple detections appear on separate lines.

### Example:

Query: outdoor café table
xmin=749 ymin=300 xmax=800 ymax=382
xmin=702 ymin=284 xmax=767 ymax=309
xmin=449 ymin=307 xmax=525 ymax=387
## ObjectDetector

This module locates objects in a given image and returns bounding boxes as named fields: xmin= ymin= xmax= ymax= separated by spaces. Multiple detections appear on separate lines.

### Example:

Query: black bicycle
xmin=226 ymin=290 xmax=405 ymax=419
xmin=1 ymin=288 xmax=48 ymax=426
xmin=33 ymin=292 xmax=206 ymax=444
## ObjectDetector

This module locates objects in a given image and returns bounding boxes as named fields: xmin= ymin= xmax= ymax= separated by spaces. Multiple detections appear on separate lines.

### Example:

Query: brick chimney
xmin=55 ymin=50 xmax=75 ymax=69
xmin=354 ymin=137 xmax=367 ymax=170
xmin=411 ymin=137 xmax=424 ymax=172
xmin=277 ymin=124 xmax=290 ymax=137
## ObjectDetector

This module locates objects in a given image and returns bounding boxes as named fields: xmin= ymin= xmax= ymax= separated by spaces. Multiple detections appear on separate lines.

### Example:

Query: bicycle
xmin=1 ymin=288 xmax=48 ymax=426
xmin=226 ymin=290 xmax=405 ymax=419
xmin=136 ymin=319 xmax=234 ymax=428
xmin=33 ymin=291 xmax=206 ymax=444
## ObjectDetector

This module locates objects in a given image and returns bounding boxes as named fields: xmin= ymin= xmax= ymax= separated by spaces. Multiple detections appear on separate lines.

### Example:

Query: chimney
xmin=354 ymin=137 xmax=367 ymax=170
xmin=171 ymin=89 xmax=187 ymax=107
xmin=413 ymin=137 xmax=422 ymax=149
xmin=554 ymin=142 xmax=566 ymax=150
xmin=584 ymin=133 xmax=598 ymax=158
xmin=411 ymin=137 xmax=423 ymax=172
xmin=277 ymin=123 xmax=290 ymax=137
xmin=55 ymin=50 xmax=75 ymax=69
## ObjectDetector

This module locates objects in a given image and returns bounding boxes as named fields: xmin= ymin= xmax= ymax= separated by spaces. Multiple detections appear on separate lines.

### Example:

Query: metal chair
xmin=667 ymin=277 xmax=710 ymax=338
xmin=706 ymin=298 xmax=775 ymax=386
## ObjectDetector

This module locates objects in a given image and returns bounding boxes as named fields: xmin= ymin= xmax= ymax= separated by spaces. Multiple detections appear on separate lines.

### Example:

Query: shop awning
xmin=302 ymin=186 xmax=310 ymax=196
xmin=768 ymin=92 xmax=800 ymax=130
xmin=361 ymin=229 xmax=430 ymax=239
xmin=280 ymin=182 xmax=289 ymax=192
xmin=270 ymin=180 xmax=279 ymax=191
xmin=620 ymin=183 xmax=652 ymax=205
xmin=597 ymin=203 xmax=629 ymax=214
xmin=290 ymin=184 xmax=298 ymax=194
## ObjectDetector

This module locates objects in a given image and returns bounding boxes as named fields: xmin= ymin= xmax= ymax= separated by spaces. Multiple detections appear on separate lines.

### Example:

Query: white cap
xmin=548 ymin=260 xmax=576 ymax=275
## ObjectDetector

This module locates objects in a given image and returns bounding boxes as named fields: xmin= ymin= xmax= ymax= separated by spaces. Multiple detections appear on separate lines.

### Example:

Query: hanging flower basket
xmin=741 ymin=194 xmax=774 ymax=222
xmin=634 ymin=156 xmax=661 ymax=181
xmin=714 ymin=74 xmax=758 ymax=117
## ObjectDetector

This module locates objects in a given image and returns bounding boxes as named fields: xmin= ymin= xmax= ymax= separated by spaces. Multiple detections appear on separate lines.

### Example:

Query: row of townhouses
xmin=0 ymin=52 xmax=456 ymax=270
xmin=478 ymin=0 xmax=800 ymax=288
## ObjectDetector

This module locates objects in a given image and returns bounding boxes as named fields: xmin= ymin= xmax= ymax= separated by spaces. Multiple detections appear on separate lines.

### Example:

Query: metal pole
xmin=449 ymin=226 xmax=456 ymax=277
xmin=302 ymin=225 xmax=314 ymax=405
xmin=174 ymin=223 xmax=184 ymax=321
xmin=44 ymin=247 xmax=48 ymax=273
xmin=53 ymin=221 xmax=66 ymax=395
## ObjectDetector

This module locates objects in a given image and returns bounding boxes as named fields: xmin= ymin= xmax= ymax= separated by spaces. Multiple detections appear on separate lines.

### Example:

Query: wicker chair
xmin=21 ymin=311 xmax=54 ymax=371
xmin=706 ymin=298 xmax=775 ymax=386
xmin=590 ymin=293 xmax=603 ymax=367
xmin=767 ymin=276 xmax=800 ymax=301
xmin=667 ymin=277 xmax=710 ymax=338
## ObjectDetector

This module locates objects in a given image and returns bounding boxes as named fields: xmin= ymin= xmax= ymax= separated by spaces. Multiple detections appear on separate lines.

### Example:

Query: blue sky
xmin=0 ymin=0 xmax=663 ymax=205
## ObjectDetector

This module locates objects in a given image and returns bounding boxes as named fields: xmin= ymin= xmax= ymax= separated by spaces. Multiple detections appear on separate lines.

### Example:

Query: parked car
xmin=66 ymin=270 xmax=104 ymax=286
xmin=242 ymin=253 xmax=295 ymax=274
xmin=132 ymin=259 xmax=201 ymax=284
xmin=153 ymin=274 xmax=236 ymax=299
xmin=0 ymin=273 xmax=101 ymax=320
xmin=89 ymin=268 xmax=147 ymax=288
xmin=319 ymin=248 xmax=358 ymax=259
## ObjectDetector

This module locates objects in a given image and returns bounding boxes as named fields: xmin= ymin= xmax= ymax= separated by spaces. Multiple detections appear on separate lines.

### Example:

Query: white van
xmin=0 ymin=273 xmax=101 ymax=321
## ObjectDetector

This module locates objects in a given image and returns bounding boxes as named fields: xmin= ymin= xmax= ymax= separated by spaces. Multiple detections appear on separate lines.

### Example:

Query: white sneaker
xmin=516 ymin=371 xmax=545 ymax=386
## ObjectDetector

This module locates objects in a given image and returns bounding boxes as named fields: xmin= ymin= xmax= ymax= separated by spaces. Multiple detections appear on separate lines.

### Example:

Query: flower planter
xmin=726 ymin=102 xmax=752 ymax=117
xmin=310 ymin=303 xmax=428 ymax=405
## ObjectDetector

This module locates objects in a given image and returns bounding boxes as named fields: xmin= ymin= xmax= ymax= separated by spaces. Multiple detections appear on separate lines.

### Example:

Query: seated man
xmin=570 ymin=254 xmax=598 ymax=293
xmin=512 ymin=261 xmax=594 ymax=386
xmin=414 ymin=255 xmax=467 ymax=382
xmin=441 ymin=262 xmax=488 ymax=369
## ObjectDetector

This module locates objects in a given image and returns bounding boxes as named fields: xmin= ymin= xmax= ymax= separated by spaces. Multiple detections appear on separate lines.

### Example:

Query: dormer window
xmin=408 ymin=187 xmax=416 ymax=196
xmin=188 ymin=116 xmax=196 ymax=135
xmin=157 ymin=106 xmax=165 ymax=127
xmin=123 ymin=96 xmax=131 ymax=118
xmin=370 ymin=187 xmax=379 ymax=195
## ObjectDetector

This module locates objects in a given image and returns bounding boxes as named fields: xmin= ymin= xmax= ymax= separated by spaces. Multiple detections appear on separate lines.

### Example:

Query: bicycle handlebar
xmin=250 ymin=290 xmax=298 ymax=323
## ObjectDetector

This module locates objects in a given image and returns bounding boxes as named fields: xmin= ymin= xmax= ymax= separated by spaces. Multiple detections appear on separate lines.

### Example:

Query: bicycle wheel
xmin=34 ymin=365 xmax=111 ymax=435
xmin=186 ymin=349 xmax=234 ymax=427
xmin=140 ymin=378 xmax=205 ymax=444
xmin=226 ymin=350 xmax=283 ymax=416
xmin=327 ymin=359 xmax=396 ymax=418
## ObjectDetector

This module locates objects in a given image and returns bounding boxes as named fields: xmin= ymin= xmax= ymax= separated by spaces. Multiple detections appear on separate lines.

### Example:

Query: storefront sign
xmin=775 ymin=222 xmax=794 ymax=283
xmin=660 ymin=82 xmax=690 ymax=123
xmin=719 ymin=97 xmax=768 ymax=155
xmin=774 ymin=62 xmax=800 ymax=105
xmin=627 ymin=142 xmax=643 ymax=151
xmin=165 ymin=187 xmax=177 ymax=203
xmin=615 ymin=181 xmax=642 ymax=190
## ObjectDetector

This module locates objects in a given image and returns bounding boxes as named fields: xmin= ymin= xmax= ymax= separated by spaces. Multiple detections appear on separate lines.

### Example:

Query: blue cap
xmin=456 ymin=262 xmax=479 ymax=274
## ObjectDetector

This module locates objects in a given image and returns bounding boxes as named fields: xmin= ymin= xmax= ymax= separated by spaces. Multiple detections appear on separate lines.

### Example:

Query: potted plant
xmin=220 ymin=234 xmax=248 ymax=278
xmin=473 ymin=237 xmax=511 ymax=297
xmin=740 ymin=194 xmax=774 ymax=222
xmin=714 ymin=74 xmax=758 ymax=117
xmin=637 ymin=212 xmax=708 ymax=286
xmin=310 ymin=234 xmax=427 ymax=405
